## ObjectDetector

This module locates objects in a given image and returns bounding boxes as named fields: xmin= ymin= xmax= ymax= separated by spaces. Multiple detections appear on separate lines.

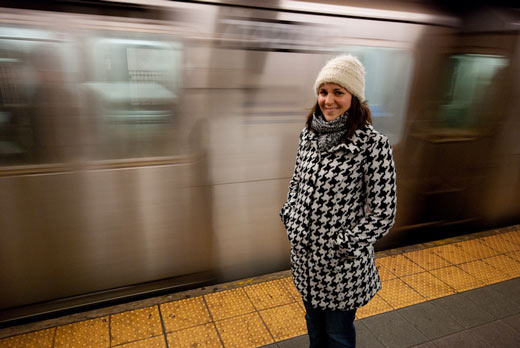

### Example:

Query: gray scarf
xmin=310 ymin=111 xmax=349 ymax=152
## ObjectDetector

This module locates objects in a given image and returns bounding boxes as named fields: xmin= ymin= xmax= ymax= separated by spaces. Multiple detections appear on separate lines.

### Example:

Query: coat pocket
xmin=327 ymin=240 xmax=374 ymax=272
xmin=327 ymin=238 xmax=356 ymax=269
xmin=330 ymin=227 xmax=373 ymax=261
xmin=280 ymin=202 xmax=295 ymax=230
xmin=281 ymin=204 xmax=309 ymax=249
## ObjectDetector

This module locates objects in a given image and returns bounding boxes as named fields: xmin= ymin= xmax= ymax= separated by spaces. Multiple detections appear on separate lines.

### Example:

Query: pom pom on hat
xmin=314 ymin=55 xmax=365 ymax=102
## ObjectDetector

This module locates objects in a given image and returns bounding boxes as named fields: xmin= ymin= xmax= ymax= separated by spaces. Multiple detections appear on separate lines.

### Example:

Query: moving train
xmin=1 ymin=0 xmax=519 ymax=325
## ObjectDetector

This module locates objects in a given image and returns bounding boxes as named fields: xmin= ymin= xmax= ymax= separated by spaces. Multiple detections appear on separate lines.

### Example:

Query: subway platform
xmin=1 ymin=225 xmax=519 ymax=348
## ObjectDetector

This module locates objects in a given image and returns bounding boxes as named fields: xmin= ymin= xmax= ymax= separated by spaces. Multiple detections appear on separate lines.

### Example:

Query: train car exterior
xmin=0 ymin=0 xmax=519 ymax=324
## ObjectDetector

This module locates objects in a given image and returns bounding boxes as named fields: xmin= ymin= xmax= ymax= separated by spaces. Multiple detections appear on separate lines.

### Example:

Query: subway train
xmin=1 ymin=0 xmax=519 ymax=325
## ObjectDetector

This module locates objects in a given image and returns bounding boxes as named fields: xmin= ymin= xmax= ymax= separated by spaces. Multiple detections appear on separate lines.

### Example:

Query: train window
xmin=0 ymin=48 xmax=27 ymax=165
xmin=83 ymin=36 xmax=183 ymax=159
xmin=439 ymin=54 xmax=508 ymax=129
xmin=0 ymin=27 xmax=78 ymax=166
xmin=338 ymin=46 xmax=414 ymax=145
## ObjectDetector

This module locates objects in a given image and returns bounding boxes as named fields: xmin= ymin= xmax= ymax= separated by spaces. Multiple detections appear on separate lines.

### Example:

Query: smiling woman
xmin=280 ymin=55 xmax=397 ymax=348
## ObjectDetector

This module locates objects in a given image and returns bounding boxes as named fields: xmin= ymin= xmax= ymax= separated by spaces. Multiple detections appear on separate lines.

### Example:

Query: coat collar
xmin=303 ymin=124 xmax=373 ymax=154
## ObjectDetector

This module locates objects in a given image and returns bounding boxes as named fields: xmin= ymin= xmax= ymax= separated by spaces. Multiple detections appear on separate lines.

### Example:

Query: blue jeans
xmin=304 ymin=301 xmax=357 ymax=348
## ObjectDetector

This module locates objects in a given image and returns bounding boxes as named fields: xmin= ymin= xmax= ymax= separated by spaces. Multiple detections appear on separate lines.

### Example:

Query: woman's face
xmin=318 ymin=83 xmax=352 ymax=122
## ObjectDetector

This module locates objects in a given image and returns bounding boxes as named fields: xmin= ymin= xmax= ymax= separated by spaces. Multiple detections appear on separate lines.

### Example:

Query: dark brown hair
xmin=305 ymin=95 xmax=373 ymax=142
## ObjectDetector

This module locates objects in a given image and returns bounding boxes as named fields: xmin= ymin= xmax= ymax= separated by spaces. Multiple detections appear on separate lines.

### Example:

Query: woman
xmin=280 ymin=55 xmax=397 ymax=348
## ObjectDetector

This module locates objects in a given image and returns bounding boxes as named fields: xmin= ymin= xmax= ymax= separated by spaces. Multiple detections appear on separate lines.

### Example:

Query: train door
xmin=405 ymin=9 xmax=519 ymax=234
xmin=68 ymin=24 xmax=214 ymax=302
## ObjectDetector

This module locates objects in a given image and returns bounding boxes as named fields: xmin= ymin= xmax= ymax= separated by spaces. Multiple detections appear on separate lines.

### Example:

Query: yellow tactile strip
xmin=430 ymin=265 xmax=485 ymax=292
xmin=377 ymin=278 xmax=426 ymax=308
xmin=508 ymin=250 xmax=520 ymax=261
xmin=279 ymin=276 xmax=305 ymax=309
xmin=455 ymin=239 xmax=501 ymax=259
xmin=458 ymin=260 xmax=513 ymax=285
xmin=0 ymin=328 xmax=55 ymax=348
xmin=54 ymin=317 xmax=110 ymax=348
xmin=479 ymin=234 xmax=520 ymax=253
xmin=400 ymin=248 xmax=452 ymax=271
xmin=160 ymin=297 xmax=212 ymax=332
xmin=259 ymin=303 xmax=307 ymax=341
xmin=243 ymin=279 xmax=294 ymax=310
xmin=401 ymin=272 xmax=456 ymax=300
xmin=483 ymin=254 xmax=520 ymax=277
xmin=116 ymin=335 xmax=167 ymax=348
xmin=110 ymin=306 xmax=163 ymax=346
xmin=167 ymin=323 xmax=223 ymax=348
xmin=215 ymin=312 xmax=274 ymax=348
xmin=1 ymin=228 xmax=519 ymax=348
xmin=204 ymin=288 xmax=256 ymax=321
xmin=376 ymin=254 xmax=426 ymax=277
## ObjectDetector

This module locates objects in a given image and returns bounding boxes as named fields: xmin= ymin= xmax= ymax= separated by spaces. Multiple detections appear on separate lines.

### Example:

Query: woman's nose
xmin=325 ymin=94 xmax=335 ymax=104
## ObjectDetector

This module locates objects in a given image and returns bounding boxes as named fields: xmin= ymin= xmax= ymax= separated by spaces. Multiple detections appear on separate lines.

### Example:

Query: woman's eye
xmin=335 ymin=91 xmax=343 ymax=96
xmin=319 ymin=91 xmax=327 ymax=96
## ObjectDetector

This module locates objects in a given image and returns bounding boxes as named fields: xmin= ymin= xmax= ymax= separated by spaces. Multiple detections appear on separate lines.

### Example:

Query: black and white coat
xmin=280 ymin=124 xmax=396 ymax=311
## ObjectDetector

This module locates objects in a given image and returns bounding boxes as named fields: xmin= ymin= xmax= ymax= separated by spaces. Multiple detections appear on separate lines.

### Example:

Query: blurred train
xmin=1 ymin=0 xmax=519 ymax=325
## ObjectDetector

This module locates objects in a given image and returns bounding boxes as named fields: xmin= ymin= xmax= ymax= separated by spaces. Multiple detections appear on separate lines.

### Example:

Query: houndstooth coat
xmin=280 ymin=124 xmax=396 ymax=311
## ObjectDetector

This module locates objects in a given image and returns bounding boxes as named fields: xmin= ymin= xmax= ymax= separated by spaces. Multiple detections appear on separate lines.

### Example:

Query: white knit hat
xmin=314 ymin=55 xmax=366 ymax=102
